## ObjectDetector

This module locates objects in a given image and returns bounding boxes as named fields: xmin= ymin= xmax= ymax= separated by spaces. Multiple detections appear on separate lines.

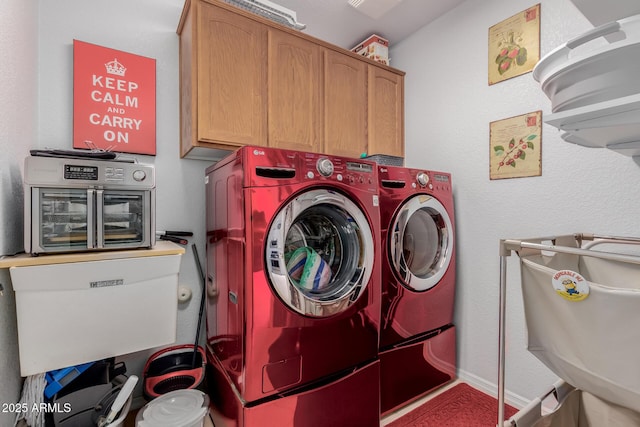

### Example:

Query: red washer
xmin=207 ymin=350 xmax=380 ymax=427
xmin=205 ymin=146 xmax=381 ymax=425
xmin=377 ymin=165 xmax=457 ymax=415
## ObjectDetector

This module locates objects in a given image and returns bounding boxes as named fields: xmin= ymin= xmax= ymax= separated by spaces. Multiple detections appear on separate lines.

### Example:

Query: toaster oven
xmin=24 ymin=155 xmax=155 ymax=254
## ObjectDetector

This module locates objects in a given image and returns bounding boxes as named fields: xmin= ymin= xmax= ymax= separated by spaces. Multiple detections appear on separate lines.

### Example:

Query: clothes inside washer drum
xmin=286 ymin=246 xmax=332 ymax=291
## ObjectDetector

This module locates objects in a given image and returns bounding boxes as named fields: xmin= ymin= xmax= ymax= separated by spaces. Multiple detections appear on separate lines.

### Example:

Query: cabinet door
xmin=197 ymin=2 xmax=267 ymax=147
xmin=268 ymin=29 xmax=322 ymax=153
xmin=368 ymin=66 xmax=404 ymax=157
xmin=324 ymin=50 xmax=367 ymax=158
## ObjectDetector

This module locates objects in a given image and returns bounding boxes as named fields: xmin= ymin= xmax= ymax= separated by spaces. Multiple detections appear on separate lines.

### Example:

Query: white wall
xmin=29 ymin=0 xmax=209 ymax=402
xmin=0 ymin=0 xmax=38 ymax=423
xmin=391 ymin=0 xmax=640 ymax=405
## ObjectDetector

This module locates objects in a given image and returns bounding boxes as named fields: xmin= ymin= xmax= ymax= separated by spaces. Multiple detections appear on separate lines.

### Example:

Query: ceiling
xmin=269 ymin=0 xmax=466 ymax=50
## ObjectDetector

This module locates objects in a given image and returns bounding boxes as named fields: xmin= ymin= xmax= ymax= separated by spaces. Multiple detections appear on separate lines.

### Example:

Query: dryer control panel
xmin=416 ymin=172 xmax=429 ymax=187
xmin=410 ymin=171 xmax=451 ymax=193
xmin=378 ymin=166 xmax=452 ymax=196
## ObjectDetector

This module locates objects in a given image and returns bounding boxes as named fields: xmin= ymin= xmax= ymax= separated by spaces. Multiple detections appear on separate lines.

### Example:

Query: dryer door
xmin=390 ymin=194 xmax=454 ymax=292
xmin=266 ymin=189 xmax=375 ymax=317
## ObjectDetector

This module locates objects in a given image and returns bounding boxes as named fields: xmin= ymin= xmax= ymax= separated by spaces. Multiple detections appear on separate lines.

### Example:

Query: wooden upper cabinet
xmin=197 ymin=3 xmax=267 ymax=147
xmin=177 ymin=0 xmax=404 ymax=160
xmin=367 ymin=66 xmax=404 ymax=158
xmin=178 ymin=0 xmax=267 ymax=159
xmin=267 ymin=29 xmax=322 ymax=153
xmin=324 ymin=50 xmax=367 ymax=159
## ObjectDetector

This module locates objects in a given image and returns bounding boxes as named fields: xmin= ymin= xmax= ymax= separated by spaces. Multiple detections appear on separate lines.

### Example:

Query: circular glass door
xmin=266 ymin=189 xmax=374 ymax=317
xmin=390 ymin=194 xmax=453 ymax=292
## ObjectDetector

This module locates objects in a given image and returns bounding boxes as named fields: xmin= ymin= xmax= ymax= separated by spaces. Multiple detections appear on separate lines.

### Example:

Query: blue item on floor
xmin=45 ymin=362 xmax=95 ymax=399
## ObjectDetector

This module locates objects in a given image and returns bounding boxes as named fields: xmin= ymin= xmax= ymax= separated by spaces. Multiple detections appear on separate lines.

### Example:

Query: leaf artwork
xmin=495 ymin=134 xmax=537 ymax=170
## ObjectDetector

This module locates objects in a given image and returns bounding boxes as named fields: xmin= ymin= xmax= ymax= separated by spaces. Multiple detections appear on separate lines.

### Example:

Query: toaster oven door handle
xmin=96 ymin=189 xmax=104 ymax=248
xmin=87 ymin=189 xmax=96 ymax=249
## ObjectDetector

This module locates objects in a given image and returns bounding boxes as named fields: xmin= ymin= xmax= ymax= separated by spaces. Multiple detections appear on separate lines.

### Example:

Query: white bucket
xmin=135 ymin=389 xmax=209 ymax=427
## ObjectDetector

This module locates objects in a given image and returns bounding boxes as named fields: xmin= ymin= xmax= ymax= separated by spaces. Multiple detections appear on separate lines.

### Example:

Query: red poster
xmin=73 ymin=40 xmax=156 ymax=155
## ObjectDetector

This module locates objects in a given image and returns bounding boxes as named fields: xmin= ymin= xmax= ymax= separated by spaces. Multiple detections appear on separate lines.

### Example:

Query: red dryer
xmin=204 ymin=146 xmax=381 ymax=426
xmin=377 ymin=165 xmax=457 ymax=416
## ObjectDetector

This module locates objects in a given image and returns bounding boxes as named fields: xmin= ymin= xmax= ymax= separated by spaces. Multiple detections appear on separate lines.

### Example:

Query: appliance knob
xmin=316 ymin=158 xmax=334 ymax=177
xmin=132 ymin=170 xmax=147 ymax=182
xmin=416 ymin=172 xmax=429 ymax=187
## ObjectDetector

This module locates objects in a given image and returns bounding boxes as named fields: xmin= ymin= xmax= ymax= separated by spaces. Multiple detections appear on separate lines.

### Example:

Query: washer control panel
xmin=316 ymin=158 xmax=334 ymax=177
xmin=303 ymin=154 xmax=375 ymax=189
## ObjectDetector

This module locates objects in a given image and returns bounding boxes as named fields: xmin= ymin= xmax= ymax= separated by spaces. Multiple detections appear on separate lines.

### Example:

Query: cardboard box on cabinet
xmin=351 ymin=34 xmax=389 ymax=65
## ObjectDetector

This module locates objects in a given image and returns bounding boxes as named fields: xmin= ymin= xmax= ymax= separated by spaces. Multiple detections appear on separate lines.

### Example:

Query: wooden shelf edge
xmin=0 ymin=241 xmax=186 ymax=269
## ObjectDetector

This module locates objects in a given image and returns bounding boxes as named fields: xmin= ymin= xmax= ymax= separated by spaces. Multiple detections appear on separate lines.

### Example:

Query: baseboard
xmin=457 ymin=369 xmax=529 ymax=410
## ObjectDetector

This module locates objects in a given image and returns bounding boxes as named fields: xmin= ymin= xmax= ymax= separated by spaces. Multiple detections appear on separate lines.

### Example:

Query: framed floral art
xmin=490 ymin=111 xmax=542 ymax=180
xmin=488 ymin=4 xmax=540 ymax=85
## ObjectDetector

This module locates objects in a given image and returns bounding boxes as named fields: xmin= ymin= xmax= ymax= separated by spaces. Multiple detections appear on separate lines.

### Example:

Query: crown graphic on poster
xmin=105 ymin=58 xmax=126 ymax=76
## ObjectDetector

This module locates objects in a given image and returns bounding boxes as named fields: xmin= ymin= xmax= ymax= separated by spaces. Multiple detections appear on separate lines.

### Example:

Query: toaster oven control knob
xmin=132 ymin=170 xmax=147 ymax=182
xmin=316 ymin=158 xmax=334 ymax=177
xmin=416 ymin=172 xmax=429 ymax=187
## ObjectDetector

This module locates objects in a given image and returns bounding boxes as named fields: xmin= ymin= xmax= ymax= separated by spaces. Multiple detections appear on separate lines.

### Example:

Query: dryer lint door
xmin=266 ymin=188 xmax=374 ymax=317
xmin=390 ymin=195 xmax=453 ymax=291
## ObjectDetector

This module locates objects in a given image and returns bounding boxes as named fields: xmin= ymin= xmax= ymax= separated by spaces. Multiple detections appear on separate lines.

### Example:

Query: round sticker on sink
xmin=552 ymin=270 xmax=589 ymax=301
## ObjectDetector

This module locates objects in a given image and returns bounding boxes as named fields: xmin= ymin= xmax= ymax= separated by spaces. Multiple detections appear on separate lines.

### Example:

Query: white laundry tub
xmin=10 ymin=251 xmax=182 ymax=376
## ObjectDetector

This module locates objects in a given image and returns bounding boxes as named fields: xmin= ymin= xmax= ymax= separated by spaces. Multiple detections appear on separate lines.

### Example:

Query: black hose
xmin=191 ymin=243 xmax=207 ymax=369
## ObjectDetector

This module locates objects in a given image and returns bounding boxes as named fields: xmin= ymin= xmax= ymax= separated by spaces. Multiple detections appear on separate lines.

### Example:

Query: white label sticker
xmin=552 ymin=270 xmax=589 ymax=301
xmin=90 ymin=279 xmax=124 ymax=288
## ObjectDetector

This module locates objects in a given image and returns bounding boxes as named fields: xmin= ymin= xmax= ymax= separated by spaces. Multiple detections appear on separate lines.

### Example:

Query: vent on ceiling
xmin=348 ymin=0 xmax=404 ymax=19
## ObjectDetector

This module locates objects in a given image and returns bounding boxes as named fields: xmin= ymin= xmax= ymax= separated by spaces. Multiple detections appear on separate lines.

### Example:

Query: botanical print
xmin=494 ymin=31 xmax=528 ymax=76
xmin=490 ymin=111 xmax=542 ymax=180
xmin=489 ymin=4 xmax=540 ymax=85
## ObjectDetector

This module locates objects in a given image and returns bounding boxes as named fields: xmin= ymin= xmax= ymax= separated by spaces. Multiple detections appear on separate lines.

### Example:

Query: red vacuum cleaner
xmin=143 ymin=243 xmax=207 ymax=399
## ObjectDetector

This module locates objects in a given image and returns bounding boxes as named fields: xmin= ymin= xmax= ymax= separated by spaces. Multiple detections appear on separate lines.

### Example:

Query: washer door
xmin=390 ymin=194 xmax=453 ymax=292
xmin=266 ymin=189 xmax=374 ymax=317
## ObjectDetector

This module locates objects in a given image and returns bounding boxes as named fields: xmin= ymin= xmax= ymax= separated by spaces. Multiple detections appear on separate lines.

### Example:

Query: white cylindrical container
xmin=135 ymin=389 xmax=209 ymax=427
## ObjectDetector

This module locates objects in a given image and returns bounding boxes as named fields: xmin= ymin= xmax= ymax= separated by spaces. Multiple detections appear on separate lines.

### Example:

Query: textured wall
xmin=392 ymin=0 xmax=640 ymax=405
xmin=0 ymin=0 xmax=37 ymax=423
xmin=30 ymin=0 xmax=210 ymax=403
